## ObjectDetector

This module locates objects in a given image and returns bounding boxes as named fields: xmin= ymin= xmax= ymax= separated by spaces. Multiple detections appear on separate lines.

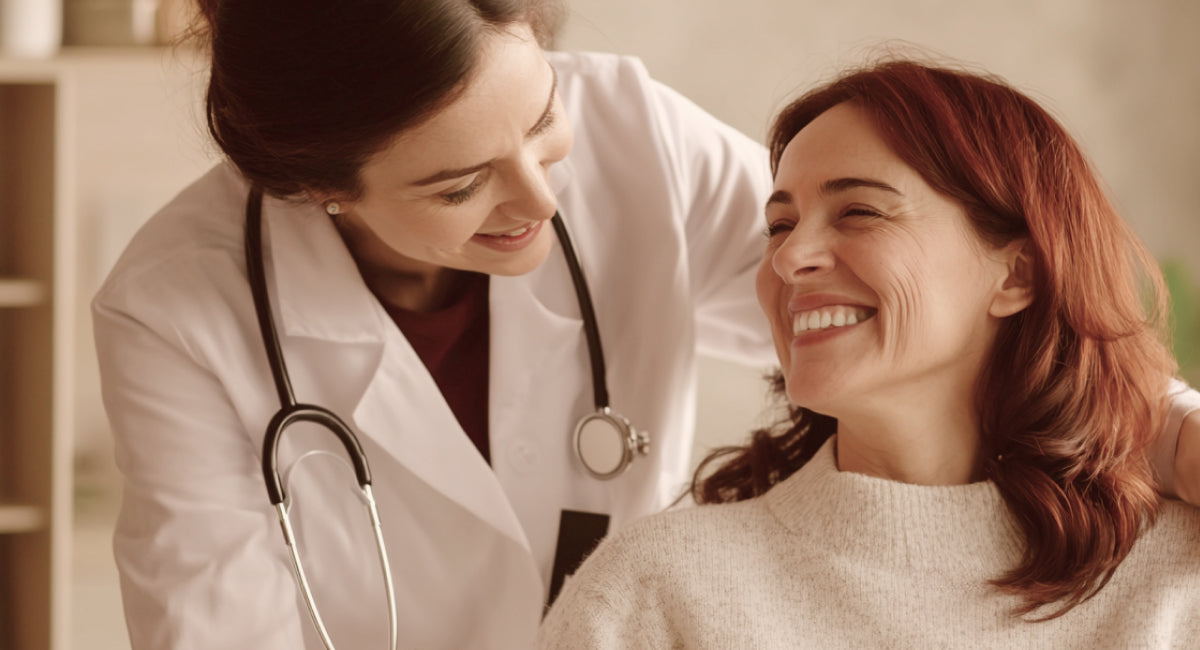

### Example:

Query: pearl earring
xmin=325 ymin=202 xmax=341 ymax=216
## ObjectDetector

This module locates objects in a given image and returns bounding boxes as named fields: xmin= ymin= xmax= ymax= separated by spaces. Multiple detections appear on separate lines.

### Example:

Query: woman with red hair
xmin=537 ymin=59 xmax=1200 ymax=648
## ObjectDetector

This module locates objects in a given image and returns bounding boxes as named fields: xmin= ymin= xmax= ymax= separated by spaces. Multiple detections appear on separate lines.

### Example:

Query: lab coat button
xmin=508 ymin=440 xmax=540 ymax=474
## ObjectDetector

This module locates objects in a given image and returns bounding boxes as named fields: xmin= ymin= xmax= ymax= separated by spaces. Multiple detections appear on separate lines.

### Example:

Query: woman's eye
xmin=842 ymin=205 xmax=882 ymax=218
xmin=764 ymin=221 xmax=793 ymax=238
xmin=529 ymin=107 xmax=556 ymax=137
xmin=440 ymin=176 xmax=485 ymax=205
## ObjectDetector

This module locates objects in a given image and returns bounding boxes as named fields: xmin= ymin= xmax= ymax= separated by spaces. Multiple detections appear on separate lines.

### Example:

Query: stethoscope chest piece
xmin=574 ymin=407 xmax=650 ymax=480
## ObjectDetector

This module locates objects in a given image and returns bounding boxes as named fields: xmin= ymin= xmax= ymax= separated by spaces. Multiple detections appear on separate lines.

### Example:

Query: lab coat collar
xmin=262 ymin=193 xmax=386 ymax=343
xmin=259 ymin=195 xmax=543 ymax=550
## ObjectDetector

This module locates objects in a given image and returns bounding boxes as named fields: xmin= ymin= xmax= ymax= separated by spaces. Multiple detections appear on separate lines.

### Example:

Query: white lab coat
xmin=93 ymin=51 xmax=775 ymax=649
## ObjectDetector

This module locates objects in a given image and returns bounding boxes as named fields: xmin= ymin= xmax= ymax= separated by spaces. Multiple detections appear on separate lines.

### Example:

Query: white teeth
xmin=792 ymin=306 xmax=870 ymax=335
xmin=484 ymin=224 xmax=533 ymax=237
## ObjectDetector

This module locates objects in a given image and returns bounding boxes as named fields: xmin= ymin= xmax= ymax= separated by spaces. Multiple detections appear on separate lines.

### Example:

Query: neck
xmin=361 ymin=264 xmax=463 ymax=313
xmin=332 ymin=210 xmax=454 ymax=313
xmin=832 ymin=392 xmax=984 ymax=485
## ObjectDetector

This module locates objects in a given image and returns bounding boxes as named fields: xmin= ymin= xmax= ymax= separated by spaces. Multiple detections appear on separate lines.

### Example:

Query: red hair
xmin=695 ymin=58 xmax=1176 ymax=618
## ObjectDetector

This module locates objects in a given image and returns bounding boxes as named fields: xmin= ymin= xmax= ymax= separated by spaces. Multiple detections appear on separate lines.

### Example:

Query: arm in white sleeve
xmin=1154 ymin=378 xmax=1200 ymax=502
xmin=93 ymin=298 xmax=310 ymax=650
xmin=646 ymin=79 xmax=776 ymax=367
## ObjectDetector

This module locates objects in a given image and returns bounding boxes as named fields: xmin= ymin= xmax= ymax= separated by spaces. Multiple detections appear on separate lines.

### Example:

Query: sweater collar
xmin=763 ymin=437 xmax=1024 ymax=578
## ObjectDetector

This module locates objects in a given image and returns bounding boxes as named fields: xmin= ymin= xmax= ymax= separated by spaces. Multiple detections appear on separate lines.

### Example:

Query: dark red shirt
xmin=385 ymin=272 xmax=491 ymax=462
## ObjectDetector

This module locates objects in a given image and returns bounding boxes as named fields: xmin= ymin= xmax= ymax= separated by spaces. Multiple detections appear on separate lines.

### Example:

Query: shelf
xmin=0 ymin=46 xmax=206 ymax=83
xmin=0 ymin=69 xmax=64 ymax=650
xmin=0 ymin=503 xmax=45 ymax=533
xmin=0 ymin=44 xmax=205 ymax=650
xmin=0 ymin=277 xmax=45 ymax=307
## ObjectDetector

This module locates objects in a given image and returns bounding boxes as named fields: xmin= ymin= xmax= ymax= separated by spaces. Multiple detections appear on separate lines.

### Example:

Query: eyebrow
xmin=765 ymin=177 xmax=902 ymax=208
xmin=819 ymin=177 xmax=902 ymax=196
xmin=411 ymin=65 xmax=559 ymax=187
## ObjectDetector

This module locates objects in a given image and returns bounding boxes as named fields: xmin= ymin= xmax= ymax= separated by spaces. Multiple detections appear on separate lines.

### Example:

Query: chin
xmin=783 ymin=373 xmax=845 ymax=415
xmin=482 ymin=241 xmax=554 ymax=276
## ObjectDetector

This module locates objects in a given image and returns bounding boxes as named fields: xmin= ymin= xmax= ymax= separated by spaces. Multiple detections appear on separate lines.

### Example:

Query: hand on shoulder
xmin=1175 ymin=410 xmax=1200 ymax=506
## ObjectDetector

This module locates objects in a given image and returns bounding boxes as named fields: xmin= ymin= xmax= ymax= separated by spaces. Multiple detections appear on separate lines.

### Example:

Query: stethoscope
xmin=243 ymin=187 xmax=649 ymax=648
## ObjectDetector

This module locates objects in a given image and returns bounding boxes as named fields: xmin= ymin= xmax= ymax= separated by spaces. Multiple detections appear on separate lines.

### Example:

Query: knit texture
xmin=538 ymin=438 xmax=1200 ymax=649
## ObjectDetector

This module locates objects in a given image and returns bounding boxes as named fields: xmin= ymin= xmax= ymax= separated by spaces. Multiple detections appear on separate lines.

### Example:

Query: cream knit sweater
xmin=538 ymin=438 xmax=1200 ymax=649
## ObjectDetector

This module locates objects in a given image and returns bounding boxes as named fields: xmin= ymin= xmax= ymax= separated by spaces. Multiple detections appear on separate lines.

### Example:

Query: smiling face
xmin=331 ymin=22 xmax=573 ymax=284
xmin=758 ymin=102 xmax=1022 ymax=422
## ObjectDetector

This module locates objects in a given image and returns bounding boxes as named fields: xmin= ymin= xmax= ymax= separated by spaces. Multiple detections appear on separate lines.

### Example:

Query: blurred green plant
xmin=1162 ymin=258 xmax=1200 ymax=385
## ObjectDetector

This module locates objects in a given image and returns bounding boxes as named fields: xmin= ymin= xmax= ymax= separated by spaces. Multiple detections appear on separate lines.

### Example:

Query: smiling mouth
xmin=792 ymin=306 xmax=875 ymax=335
xmin=478 ymin=223 xmax=537 ymax=239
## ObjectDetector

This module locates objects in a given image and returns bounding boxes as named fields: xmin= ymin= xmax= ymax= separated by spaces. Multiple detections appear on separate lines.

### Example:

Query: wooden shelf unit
xmin=0 ymin=278 xmax=46 ymax=307
xmin=0 ymin=503 xmax=45 ymax=533
xmin=0 ymin=45 xmax=213 ymax=650
xmin=0 ymin=65 xmax=75 ymax=650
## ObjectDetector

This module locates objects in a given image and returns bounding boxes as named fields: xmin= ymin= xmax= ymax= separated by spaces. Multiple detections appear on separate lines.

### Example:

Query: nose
xmin=510 ymin=112 xmax=572 ymax=221
xmin=503 ymin=152 xmax=560 ymax=222
xmin=771 ymin=223 xmax=836 ymax=281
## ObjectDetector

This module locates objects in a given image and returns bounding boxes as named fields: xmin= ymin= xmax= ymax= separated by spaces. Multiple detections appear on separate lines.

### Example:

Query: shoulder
xmin=545 ymin=49 xmax=703 ymax=140
xmin=1140 ymin=501 xmax=1200 ymax=565
xmin=547 ymin=50 xmax=664 ymax=142
xmin=573 ymin=498 xmax=776 ymax=592
xmin=540 ymin=499 xmax=776 ymax=646
xmin=546 ymin=49 xmax=766 ymax=211
xmin=1110 ymin=499 xmax=1200 ymax=600
xmin=1096 ymin=501 xmax=1200 ymax=632
xmin=624 ymin=497 xmax=773 ymax=540
xmin=114 ymin=162 xmax=248 ymax=266
xmin=92 ymin=162 xmax=252 ymax=321
xmin=546 ymin=50 xmax=654 ymax=93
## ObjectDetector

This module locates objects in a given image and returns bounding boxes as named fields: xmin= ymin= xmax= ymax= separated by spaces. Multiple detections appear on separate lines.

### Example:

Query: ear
xmin=989 ymin=239 xmax=1034 ymax=318
xmin=305 ymin=190 xmax=354 ymax=214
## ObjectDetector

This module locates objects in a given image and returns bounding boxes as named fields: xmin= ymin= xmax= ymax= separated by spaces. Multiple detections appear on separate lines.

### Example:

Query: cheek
xmin=446 ymin=208 xmax=496 ymax=242
xmin=381 ymin=205 xmax=491 ymax=250
xmin=855 ymin=251 xmax=928 ymax=356
xmin=883 ymin=265 xmax=924 ymax=323
xmin=755 ymin=256 xmax=793 ymax=367
xmin=872 ymin=252 xmax=994 ymax=357
xmin=755 ymin=256 xmax=781 ymax=324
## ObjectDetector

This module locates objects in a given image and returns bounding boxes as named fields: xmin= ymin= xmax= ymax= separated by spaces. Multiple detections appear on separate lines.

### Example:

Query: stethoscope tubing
xmin=244 ymin=186 xmax=646 ymax=647
xmin=246 ymin=188 xmax=374 ymax=504
xmin=550 ymin=214 xmax=609 ymax=410
xmin=245 ymin=188 xmax=397 ymax=650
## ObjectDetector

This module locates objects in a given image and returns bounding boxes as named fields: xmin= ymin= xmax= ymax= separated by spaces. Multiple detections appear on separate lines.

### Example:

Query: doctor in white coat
xmin=93 ymin=1 xmax=775 ymax=647
xmin=93 ymin=1 xmax=1200 ymax=649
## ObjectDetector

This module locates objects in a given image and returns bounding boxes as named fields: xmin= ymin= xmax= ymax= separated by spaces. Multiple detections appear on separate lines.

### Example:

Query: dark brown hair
xmin=694 ymin=58 xmax=1176 ymax=619
xmin=193 ymin=0 xmax=564 ymax=200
